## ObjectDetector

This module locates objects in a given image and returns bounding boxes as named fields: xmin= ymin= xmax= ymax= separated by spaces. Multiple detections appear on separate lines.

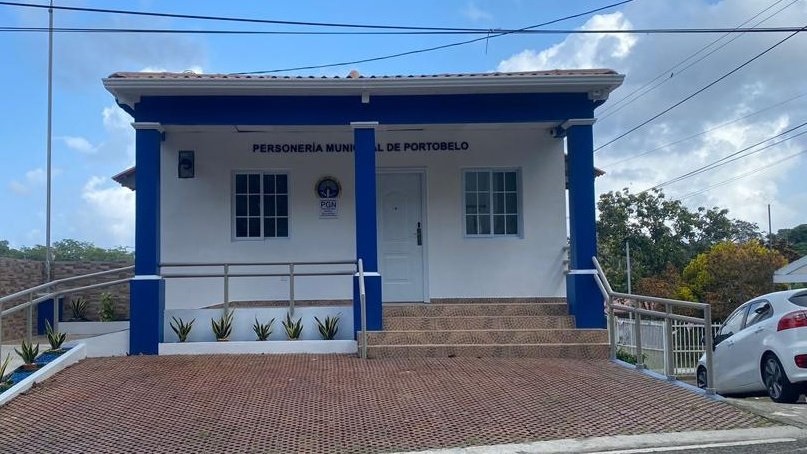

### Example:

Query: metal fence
xmin=614 ymin=317 xmax=721 ymax=376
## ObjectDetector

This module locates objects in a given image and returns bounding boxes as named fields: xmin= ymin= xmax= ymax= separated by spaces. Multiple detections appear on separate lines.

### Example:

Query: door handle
xmin=416 ymin=222 xmax=422 ymax=246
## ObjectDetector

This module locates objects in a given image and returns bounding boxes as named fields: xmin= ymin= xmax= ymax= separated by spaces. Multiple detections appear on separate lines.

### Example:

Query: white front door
xmin=378 ymin=172 xmax=425 ymax=302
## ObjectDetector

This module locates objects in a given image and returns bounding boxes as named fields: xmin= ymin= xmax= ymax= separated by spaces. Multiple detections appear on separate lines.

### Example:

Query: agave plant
xmin=314 ymin=315 xmax=340 ymax=340
xmin=70 ymin=297 xmax=89 ymax=321
xmin=99 ymin=292 xmax=116 ymax=322
xmin=15 ymin=340 xmax=40 ymax=370
xmin=211 ymin=310 xmax=234 ymax=341
xmin=0 ymin=353 xmax=13 ymax=390
xmin=252 ymin=317 xmax=275 ymax=341
xmin=170 ymin=316 xmax=195 ymax=342
xmin=282 ymin=312 xmax=303 ymax=340
xmin=45 ymin=319 xmax=67 ymax=352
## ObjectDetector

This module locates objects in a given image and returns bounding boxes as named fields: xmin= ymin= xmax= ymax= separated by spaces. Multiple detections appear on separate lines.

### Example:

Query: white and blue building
xmin=103 ymin=69 xmax=625 ymax=354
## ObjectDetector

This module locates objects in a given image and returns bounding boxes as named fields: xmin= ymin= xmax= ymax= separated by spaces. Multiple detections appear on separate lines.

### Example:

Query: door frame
xmin=377 ymin=167 xmax=430 ymax=303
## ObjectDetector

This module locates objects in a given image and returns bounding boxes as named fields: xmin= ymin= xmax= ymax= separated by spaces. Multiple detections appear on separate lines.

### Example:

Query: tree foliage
xmin=0 ymin=239 xmax=132 ymax=262
xmin=773 ymin=224 xmax=807 ymax=257
xmin=681 ymin=241 xmax=787 ymax=319
xmin=597 ymin=188 xmax=762 ymax=292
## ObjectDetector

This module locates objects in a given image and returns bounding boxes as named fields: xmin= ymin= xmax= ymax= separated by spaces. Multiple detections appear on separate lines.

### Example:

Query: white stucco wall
xmin=159 ymin=124 xmax=566 ymax=309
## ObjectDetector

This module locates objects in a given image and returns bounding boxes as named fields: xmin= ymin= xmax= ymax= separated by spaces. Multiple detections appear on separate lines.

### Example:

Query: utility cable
xmin=598 ymin=0 xmax=796 ymax=119
xmin=594 ymin=24 xmax=807 ymax=152
xmin=600 ymin=92 xmax=807 ymax=167
xmin=678 ymin=148 xmax=807 ymax=200
xmin=643 ymin=122 xmax=807 ymax=191
xmin=234 ymin=1 xmax=633 ymax=75
xmin=0 ymin=25 xmax=803 ymax=35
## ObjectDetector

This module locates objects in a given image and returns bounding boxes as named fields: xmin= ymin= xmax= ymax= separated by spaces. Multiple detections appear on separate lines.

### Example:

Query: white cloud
xmin=462 ymin=2 xmax=493 ymax=22
xmin=8 ymin=180 xmax=29 ymax=195
xmin=497 ymin=12 xmax=636 ymax=71
xmin=8 ymin=167 xmax=61 ymax=196
xmin=140 ymin=65 xmax=204 ymax=74
xmin=80 ymin=176 xmax=135 ymax=246
xmin=62 ymin=136 xmax=98 ymax=154
xmin=498 ymin=0 xmax=807 ymax=231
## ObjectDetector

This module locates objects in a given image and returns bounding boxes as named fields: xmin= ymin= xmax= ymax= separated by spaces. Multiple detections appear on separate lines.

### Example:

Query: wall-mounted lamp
xmin=178 ymin=150 xmax=195 ymax=178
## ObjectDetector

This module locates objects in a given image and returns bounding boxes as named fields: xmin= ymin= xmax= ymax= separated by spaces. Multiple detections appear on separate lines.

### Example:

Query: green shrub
xmin=252 ymin=317 xmax=275 ymax=341
xmin=314 ymin=315 xmax=340 ymax=340
xmin=45 ymin=320 xmax=67 ymax=351
xmin=0 ymin=353 xmax=12 ymax=388
xmin=170 ymin=316 xmax=195 ymax=342
xmin=616 ymin=348 xmax=646 ymax=365
xmin=282 ymin=312 xmax=303 ymax=340
xmin=99 ymin=292 xmax=116 ymax=322
xmin=211 ymin=310 xmax=234 ymax=341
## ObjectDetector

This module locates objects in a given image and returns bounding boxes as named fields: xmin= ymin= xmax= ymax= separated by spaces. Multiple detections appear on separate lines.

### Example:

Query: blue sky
xmin=1 ymin=0 xmax=805 ymax=249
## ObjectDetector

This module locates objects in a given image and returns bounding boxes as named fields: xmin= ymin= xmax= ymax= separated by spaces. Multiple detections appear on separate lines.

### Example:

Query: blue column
xmin=566 ymin=121 xmax=604 ymax=329
xmin=352 ymin=122 xmax=383 ymax=335
xmin=130 ymin=123 xmax=165 ymax=355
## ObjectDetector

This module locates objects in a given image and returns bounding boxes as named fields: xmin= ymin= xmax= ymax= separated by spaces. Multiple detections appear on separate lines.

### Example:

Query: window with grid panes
xmin=234 ymin=173 xmax=289 ymax=239
xmin=463 ymin=170 xmax=520 ymax=236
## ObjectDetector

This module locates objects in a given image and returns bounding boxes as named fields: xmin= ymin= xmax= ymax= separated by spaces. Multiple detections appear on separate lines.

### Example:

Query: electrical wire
xmin=643 ymin=122 xmax=807 ymax=191
xmin=0 ymin=26 xmax=803 ymax=35
xmin=678 ymin=148 xmax=807 ymax=200
xmin=597 ymin=0 xmax=797 ymax=119
xmin=235 ymin=1 xmax=634 ymax=75
xmin=594 ymin=24 xmax=807 ymax=152
xmin=600 ymin=92 xmax=807 ymax=167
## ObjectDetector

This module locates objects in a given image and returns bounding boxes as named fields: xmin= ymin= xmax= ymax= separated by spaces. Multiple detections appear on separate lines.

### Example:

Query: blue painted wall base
xmin=566 ymin=274 xmax=605 ymax=328
xmin=353 ymin=276 xmax=382 ymax=336
xmin=130 ymin=278 xmax=165 ymax=355
xmin=36 ymin=297 xmax=64 ymax=335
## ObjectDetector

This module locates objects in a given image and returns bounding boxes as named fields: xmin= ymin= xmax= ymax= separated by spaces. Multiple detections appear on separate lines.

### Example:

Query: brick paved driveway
xmin=0 ymin=355 xmax=771 ymax=453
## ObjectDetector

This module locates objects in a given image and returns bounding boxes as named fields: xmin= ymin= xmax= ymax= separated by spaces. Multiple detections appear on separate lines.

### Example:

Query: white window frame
xmin=232 ymin=171 xmax=291 ymax=240
xmin=462 ymin=168 xmax=522 ymax=238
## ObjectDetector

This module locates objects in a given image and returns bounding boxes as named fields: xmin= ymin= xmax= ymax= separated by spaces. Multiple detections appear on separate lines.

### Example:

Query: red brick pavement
xmin=0 ymin=355 xmax=772 ymax=453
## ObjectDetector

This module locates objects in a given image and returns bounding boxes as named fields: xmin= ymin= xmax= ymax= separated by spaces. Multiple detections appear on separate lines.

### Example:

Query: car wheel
xmin=696 ymin=366 xmax=708 ymax=389
xmin=762 ymin=354 xmax=801 ymax=404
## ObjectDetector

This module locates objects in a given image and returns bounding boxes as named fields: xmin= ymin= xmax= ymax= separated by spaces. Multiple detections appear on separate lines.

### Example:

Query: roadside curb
xmin=398 ymin=426 xmax=807 ymax=454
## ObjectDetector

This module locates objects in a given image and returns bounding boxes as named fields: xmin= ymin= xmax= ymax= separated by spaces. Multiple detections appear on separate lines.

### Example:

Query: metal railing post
xmin=53 ymin=292 xmax=60 ymax=331
xmin=607 ymin=295 xmax=616 ymax=360
xmin=0 ymin=300 xmax=4 ymax=348
xmin=664 ymin=303 xmax=675 ymax=380
xmin=289 ymin=263 xmax=295 ymax=317
xmin=633 ymin=299 xmax=645 ymax=369
xmin=223 ymin=264 xmax=230 ymax=312
xmin=26 ymin=293 xmax=33 ymax=343
xmin=704 ymin=305 xmax=715 ymax=395
xmin=358 ymin=259 xmax=367 ymax=360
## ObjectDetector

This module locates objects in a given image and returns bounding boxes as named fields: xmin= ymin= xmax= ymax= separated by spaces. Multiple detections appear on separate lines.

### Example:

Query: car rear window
xmin=789 ymin=290 xmax=807 ymax=307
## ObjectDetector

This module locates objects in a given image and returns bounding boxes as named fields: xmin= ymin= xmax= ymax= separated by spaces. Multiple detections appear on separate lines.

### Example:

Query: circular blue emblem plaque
xmin=316 ymin=177 xmax=340 ymax=198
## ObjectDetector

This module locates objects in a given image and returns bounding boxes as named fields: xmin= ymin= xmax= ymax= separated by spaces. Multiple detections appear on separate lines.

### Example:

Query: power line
xmin=235 ymin=1 xmax=634 ymax=75
xmin=0 ymin=0 xmax=635 ymax=33
xmin=594 ymin=24 xmax=807 ymax=152
xmin=597 ymin=0 xmax=797 ymax=119
xmin=600 ymin=92 xmax=807 ymax=167
xmin=678 ymin=148 xmax=807 ymax=200
xmin=643 ymin=121 xmax=807 ymax=191
xmin=0 ymin=26 xmax=804 ymax=35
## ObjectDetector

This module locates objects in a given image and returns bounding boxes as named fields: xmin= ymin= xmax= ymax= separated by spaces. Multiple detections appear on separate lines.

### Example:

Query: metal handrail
xmin=159 ymin=260 xmax=357 ymax=316
xmin=0 ymin=265 xmax=133 ymax=305
xmin=591 ymin=256 xmax=715 ymax=395
xmin=358 ymin=259 xmax=367 ymax=359
xmin=0 ymin=273 xmax=131 ymax=347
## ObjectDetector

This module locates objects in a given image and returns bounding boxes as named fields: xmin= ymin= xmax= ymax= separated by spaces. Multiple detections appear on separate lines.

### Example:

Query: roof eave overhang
xmin=103 ymin=74 xmax=625 ymax=108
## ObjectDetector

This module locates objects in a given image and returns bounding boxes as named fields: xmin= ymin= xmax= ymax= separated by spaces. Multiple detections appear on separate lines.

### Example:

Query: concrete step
xmin=384 ymin=303 xmax=568 ymax=317
xmin=365 ymin=343 xmax=609 ymax=359
xmin=362 ymin=329 xmax=606 ymax=345
xmin=384 ymin=315 xmax=575 ymax=330
xmin=429 ymin=297 xmax=567 ymax=305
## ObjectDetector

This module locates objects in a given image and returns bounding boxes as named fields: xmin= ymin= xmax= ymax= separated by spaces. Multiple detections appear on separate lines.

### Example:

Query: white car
xmin=697 ymin=289 xmax=807 ymax=403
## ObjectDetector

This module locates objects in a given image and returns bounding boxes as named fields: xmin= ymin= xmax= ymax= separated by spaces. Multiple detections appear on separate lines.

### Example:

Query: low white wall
xmin=164 ymin=306 xmax=353 ymax=342
xmin=70 ymin=330 xmax=129 ymax=358
xmin=159 ymin=340 xmax=357 ymax=355
xmin=60 ymin=321 xmax=130 ymax=336
xmin=0 ymin=344 xmax=86 ymax=407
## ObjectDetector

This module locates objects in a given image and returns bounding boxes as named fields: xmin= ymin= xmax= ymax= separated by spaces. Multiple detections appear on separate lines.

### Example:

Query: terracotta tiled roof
xmin=107 ymin=69 xmax=619 ymax=80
